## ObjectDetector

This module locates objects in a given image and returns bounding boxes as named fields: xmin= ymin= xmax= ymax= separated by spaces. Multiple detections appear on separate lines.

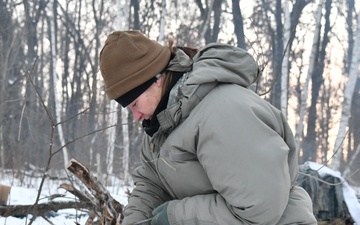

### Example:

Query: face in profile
xmin=128 ymin=76 xmax=164 ymax=122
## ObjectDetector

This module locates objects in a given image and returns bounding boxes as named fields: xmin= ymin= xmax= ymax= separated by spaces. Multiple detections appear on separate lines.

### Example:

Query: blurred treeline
xmin=0 ymin=0 xmax=359 ymax=186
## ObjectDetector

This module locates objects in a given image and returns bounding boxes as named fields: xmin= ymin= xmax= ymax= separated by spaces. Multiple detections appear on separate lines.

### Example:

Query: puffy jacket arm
xmin=168 ymin=87 xmax=292 ymax=224
xmin=122 ymin=136 xmax=172 ymax=225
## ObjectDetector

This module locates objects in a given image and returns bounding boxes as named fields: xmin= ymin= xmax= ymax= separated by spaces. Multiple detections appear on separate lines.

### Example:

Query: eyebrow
xmin=129 ymin=100 xmax=137 ymax=108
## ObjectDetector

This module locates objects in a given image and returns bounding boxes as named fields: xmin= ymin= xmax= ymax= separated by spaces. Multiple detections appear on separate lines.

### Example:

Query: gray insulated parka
xmin=122 ymin=43 xmax=317 ymax=225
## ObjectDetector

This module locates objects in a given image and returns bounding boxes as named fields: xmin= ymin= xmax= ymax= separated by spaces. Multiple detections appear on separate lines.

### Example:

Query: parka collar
xmin=150 ymin=43 xmax=259 ymax=143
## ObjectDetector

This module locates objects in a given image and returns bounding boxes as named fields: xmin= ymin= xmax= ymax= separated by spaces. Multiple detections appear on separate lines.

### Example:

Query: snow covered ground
xmin=1 ymin=164 xmax=360 ymax=225
xmin=0 ymin=172 xmax=131 ymax=225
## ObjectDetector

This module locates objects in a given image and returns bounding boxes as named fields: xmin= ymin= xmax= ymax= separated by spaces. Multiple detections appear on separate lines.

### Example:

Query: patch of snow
xmin=306 ymin=161 xmax=360 ymax=224
xmin=1 ymin=173 xmax=131 ymax=225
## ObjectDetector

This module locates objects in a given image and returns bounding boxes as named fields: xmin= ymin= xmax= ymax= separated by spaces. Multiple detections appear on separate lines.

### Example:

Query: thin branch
xmin=18 ymin=57 xmax=47 ymax=141
xmin=41 ymin=215 xmax=55 ymax=225
xmin=17 ymin=101 xmax=26 ymax=141
xmin=27 ymin=57 xmax=55 ymax=124
xmin=321 ymin=129 xmax=350 ymax=168
xmin=25 ymin=57 xmax=57 ymax=225
xmin=53 ymin=124 xmax=118 ymax=156
xmin=55 ymin=107 xmax=90 ymax=126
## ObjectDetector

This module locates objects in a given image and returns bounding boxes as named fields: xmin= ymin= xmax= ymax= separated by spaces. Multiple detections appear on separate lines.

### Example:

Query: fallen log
xmin=0 ymin=159 xmax=124 ymax=225
xmin=0 ymin=201 xmax=93 ymax=217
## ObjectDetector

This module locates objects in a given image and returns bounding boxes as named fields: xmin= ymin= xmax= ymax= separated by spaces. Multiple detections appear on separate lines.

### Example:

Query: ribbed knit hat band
xmin=115 ymin=76 xmax=157 ymax=107
xmin=99 ymin=30 xmax=171 ymax=102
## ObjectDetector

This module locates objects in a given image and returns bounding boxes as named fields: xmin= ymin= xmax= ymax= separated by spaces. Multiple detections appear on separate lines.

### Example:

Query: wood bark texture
xmin=67 ymin=158 xmax=123 ymax=225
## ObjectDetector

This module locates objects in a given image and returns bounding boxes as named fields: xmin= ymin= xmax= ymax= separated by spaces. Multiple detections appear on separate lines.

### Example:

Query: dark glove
xmin=151 ymin=202 xmax=170 ymax=225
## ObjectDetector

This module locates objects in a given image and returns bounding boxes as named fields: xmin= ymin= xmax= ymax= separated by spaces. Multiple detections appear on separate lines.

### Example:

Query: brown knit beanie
xmin=99 ymin=30 xmax=171 ymax=103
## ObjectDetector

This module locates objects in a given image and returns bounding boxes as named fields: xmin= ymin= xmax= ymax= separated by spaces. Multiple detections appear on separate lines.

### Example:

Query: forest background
xmin=0 ymin=0 xmax=360 ymax=189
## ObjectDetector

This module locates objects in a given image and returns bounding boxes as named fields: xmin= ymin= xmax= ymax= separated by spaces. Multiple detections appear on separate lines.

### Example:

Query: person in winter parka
xmin=99 ymin=30 xmax=317 ymax=225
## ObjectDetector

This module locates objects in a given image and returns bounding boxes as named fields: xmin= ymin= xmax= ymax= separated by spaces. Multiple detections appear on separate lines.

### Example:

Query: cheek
xmin=150 ymin=96 xmax=161 ymax=112
xmin=137 ymin=90 xmax=161 ymax=117
xmin=141 ymin=101 xmax=156 ymax=116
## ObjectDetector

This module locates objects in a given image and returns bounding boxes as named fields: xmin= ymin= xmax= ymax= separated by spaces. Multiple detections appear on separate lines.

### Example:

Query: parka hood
xmin=154 ymin=43 xmax=260 ymax=138
xmin=187 ymin=43 xmax=259 ymax=88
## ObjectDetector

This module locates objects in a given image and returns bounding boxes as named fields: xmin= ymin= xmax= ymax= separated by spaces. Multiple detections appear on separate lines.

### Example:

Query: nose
xmin=131 ymin=108 xmax=143 ymax=122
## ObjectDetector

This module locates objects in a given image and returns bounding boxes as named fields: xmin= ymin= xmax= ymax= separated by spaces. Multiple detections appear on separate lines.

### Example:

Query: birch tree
xmin=294 ymin=0 xmax=324 ymax=152
xmin=121 ymin=108 xmax=131 ymax=185
xmin=302 ymin=0 xmax=332 ymax=162
xmin=104 ymin=0 xmax=123 ymax=179
xmin=107 ymin=0 xmax=132 ymax=185
xmin=48 ymin=0 xmax=69 ymax=168
xmin=331 ymin=10 xmax=360 ymax=172
xmin=343 ymin=0 xmax=359 ymax=179
xmin=106 ymin=101 xmax=117 ymax=177
xmin=280 ymin=0 xmax=291 ymax=118
xmin=158 ymin=0 xmax=166 ymax=43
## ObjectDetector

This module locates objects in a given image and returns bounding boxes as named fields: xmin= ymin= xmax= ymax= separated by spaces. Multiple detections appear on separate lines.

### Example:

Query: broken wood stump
xmin=66 ymin=158 xmax=123 ymax=225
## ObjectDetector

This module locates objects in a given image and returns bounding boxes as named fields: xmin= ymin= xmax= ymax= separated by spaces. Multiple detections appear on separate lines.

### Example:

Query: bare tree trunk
xmin=122 ymin=109 xmax=131 ymax=185
xmin=331 ymin=11 xmax=360 ymax=171
xmin=269 ymin=0 xmax=283 ymax=110
xmin=344 ymin=0 xmax=355 ymax=74
xmin=158 ymin=0 xmax=166 ymax=43
xmin=346 ymin=0 xmax=359 ymax=177
xmin=116 ymin=0 xmax=130 ymax=30
xmin=0 ymin=1 xmax=12 ymax=173
xmin=303 ymin=0 xmax=332 ymax=163
xmin=232 ymin=0 xmax=246 ymax=49
xmin=115 ymin=0 xmax=131 ymax=185
xmin=49 ymin=0 xmax=69 ymax=168
xmin=0 ymin=29 xmax=6 ymax=174
xmin=210 ymin=0 xmax=222 ymax=43
xmin=281 ymin=0 xmax=291 ymax=118
xmin=89 ymin=129 xmax=98 ymax=167
xmin=0 ymin=125 xmax=4 ymax=177
xmin=319 ymin=81 xmax=331 ymax=163
xmin=103 ymin=0 xmax=132 ymax=180
xmin=344 ymin=144 xmax=360 ymax=178
xmin=87 ymin=0 xmax=105 ymax=169
xmin=295 ymin=0 xmax=324 ymax=153
xmin=97 ymin=152 xmax=101 ymax=177
xmin=197 ymin=0 xmax=214 ymax=45
xmin=130 ymin=0 xmax=140 ymax=30
xmin=106 ymin=101 xmax=117 ymax=176
xmin=349 ymin=79 xmax=360 ymax=165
